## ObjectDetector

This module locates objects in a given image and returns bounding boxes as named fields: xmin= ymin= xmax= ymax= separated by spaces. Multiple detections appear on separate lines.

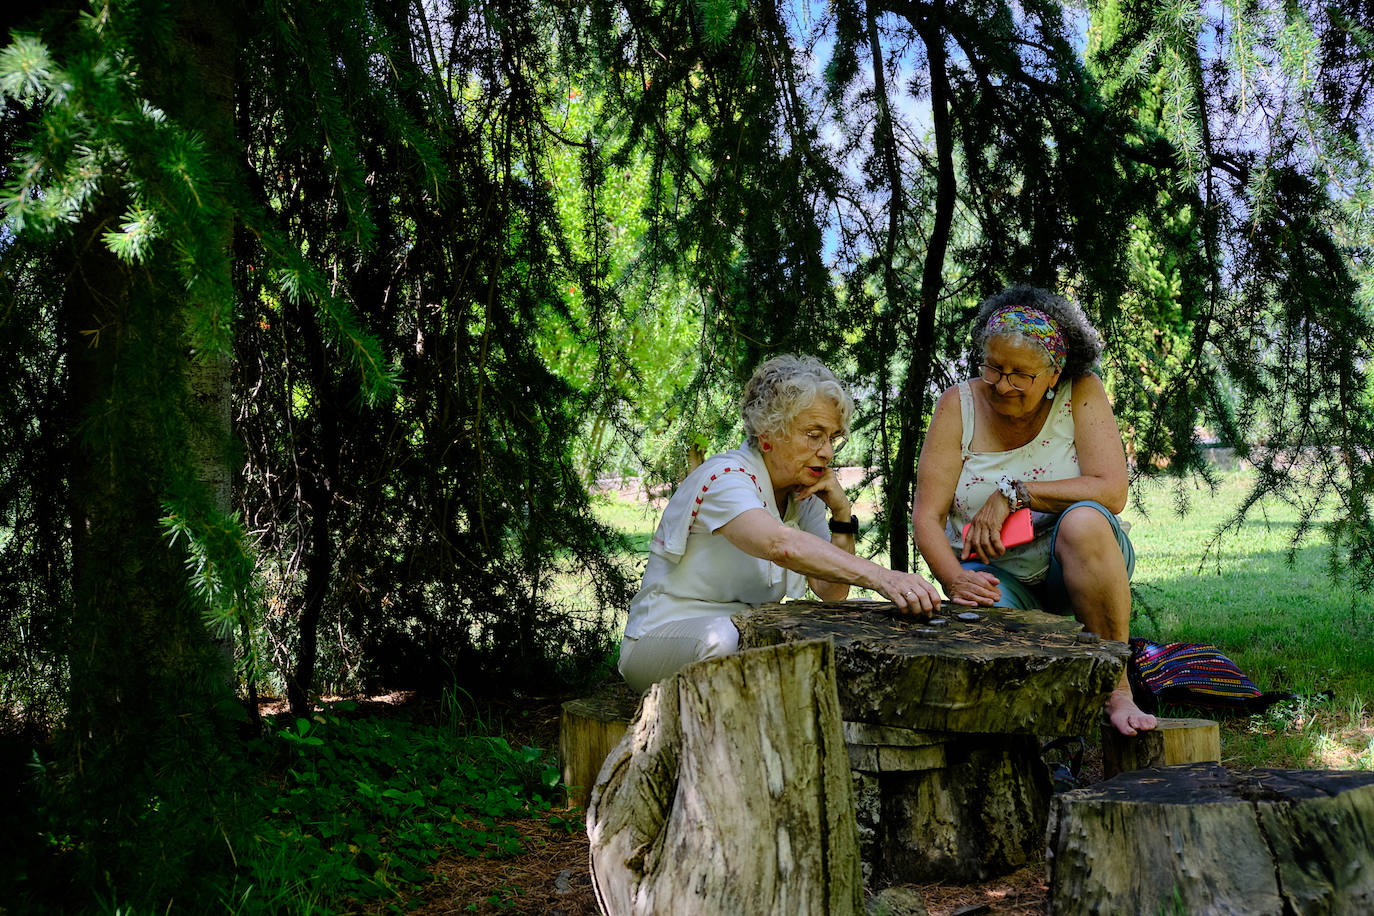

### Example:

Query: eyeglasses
xmin=979 ymin=363 xmax=1051 ymax=391
xmin=802 ymin=429 xmax=848 ymax=455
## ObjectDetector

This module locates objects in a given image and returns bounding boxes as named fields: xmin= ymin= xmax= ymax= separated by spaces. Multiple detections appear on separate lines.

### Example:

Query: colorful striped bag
xmin=1128 ymin=638 xmax=1295 ymax=715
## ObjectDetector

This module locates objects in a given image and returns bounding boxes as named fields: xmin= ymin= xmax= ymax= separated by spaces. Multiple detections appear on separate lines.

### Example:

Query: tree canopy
xmin=1 ymin=0 xmax=1371 ymax=907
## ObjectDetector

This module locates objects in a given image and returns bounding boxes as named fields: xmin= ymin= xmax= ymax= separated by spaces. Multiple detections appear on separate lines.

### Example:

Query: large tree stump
xmin=587 ymin=640 xmax=862 ymax=915
xmin=560 ymin=682 xmax=643 ymax=808
xmin=735 ymin=601 xmax=1126 ymax=735
xmin=1047 ymin=762 xmax=1374 ymax=915
xmin=735 ymin=601 xmax=1125 ymax=884
xmin=1100 ymin=716 xmax=1219 ymax=778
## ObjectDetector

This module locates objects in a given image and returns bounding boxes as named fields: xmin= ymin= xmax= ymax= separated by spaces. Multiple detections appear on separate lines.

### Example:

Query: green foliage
xmin=160 ymin=500 xmax=258 ymax=641
xmin=537 ymin=75 xmax=704 ymax=480
xmin=581 ymin=0 xmax=847 ymax=421
xmin=2 ymin=0 xmax=1374 ymax=904
xmin=232 ymin=0 xmax=632 ymax=704
xmin=10 ymin=702 xmax=567 ymax=915
xmin=222 ymin=703 xmax=563 ymax=914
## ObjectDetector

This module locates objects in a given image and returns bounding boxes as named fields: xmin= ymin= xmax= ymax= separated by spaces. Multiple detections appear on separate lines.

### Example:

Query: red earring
xmin=762 ymin=442 xmax=771 ymax=451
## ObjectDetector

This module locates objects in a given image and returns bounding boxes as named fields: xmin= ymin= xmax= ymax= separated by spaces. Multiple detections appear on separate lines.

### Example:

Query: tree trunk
xmin=285 ymin=282 xmax=342 ymax=715
xmin=587 ymin=641 xmax=862 ymax=915
xmin=59 ymin=0 xmax=241 ymax=897
xmin=64 ymin=0 xmax=239 ymax=754
xmin=1047 ymin=763 xmax=1374 ymax=915
xmin=886 ymin=3 xmax=956 ymax=573
xmin=560 ymin=682 xmax=643 ymax=809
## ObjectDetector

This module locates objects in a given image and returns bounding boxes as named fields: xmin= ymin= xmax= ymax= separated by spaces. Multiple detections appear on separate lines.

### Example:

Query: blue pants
xmin=958 ymin=501 xmax=1134 ymax=615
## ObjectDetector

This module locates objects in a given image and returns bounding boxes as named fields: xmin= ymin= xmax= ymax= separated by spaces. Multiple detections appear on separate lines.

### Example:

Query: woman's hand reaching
xmin=944 ymin=568 xmax=1002 ymax=607
xmin=870 ymin=569 xmax=942 ymax=617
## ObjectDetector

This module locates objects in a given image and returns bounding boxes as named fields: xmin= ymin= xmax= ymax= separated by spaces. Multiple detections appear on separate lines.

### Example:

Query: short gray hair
xmin=740 ymin=354 xmax=854 ymax=448
xmin=970 ymin=285 xmax=1103 ymax=380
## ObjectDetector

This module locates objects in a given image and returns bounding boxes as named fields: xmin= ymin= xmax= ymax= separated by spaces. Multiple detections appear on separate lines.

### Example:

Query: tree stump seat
xmin=1100 ymin=716 xmax=1220 ymax=778
xmin=560 ymin=681 xmax=643 ymax=808
xmin=1047 ymin=762 xmax=1374 ymax=915
xmin=587 ymin=641 xmax=863 ymax=915
xmin=736 ymin=600 xmax=1129 ymax=884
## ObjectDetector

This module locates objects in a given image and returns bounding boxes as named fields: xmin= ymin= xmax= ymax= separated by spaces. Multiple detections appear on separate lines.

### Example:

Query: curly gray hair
xmin=740 ymin=354 xmax=854 ymax=448
xmin=969 ymin=285 xmax=1103 ymax=380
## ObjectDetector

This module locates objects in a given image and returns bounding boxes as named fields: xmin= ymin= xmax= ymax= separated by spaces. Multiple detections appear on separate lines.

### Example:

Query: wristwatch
xmin=828 ymin=515 xmax=860 ymax=535
xmin=997 ymin=475 xmax=1028 ymax=512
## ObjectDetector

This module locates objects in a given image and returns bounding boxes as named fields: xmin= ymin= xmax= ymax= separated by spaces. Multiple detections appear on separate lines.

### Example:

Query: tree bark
xmin=587 ymin=641 xmax=862 ymax=915
xmin=1048 ymin=763 xmax=1374 ymax=915
xmin=64 ymin=0 xmax=240 ymax=763
xmin=285 ymin=298 xmax=338 ymax=716
xmin=560 ymin=682 xmax=642 ymax=809
xmin=58 ymin=0 xmax=243 ymax=896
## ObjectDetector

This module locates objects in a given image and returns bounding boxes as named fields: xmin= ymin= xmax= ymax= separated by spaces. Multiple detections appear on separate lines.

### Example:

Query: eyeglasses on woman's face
xmin=979 ymin=363 xmax=1051 ymax=391
xmin=802 ymin=428 xmax=848 ymax=455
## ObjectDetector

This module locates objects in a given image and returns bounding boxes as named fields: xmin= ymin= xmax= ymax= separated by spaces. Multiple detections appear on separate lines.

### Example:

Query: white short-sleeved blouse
xmin=624 ymin=443 xmax=830 ymax=639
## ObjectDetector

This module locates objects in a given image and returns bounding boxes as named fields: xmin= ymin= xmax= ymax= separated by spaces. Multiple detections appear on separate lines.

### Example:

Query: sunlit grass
xmin=589 ymin=466 xmax=1374 ymax=771
xmin=1123 ymin=469 xmax=1374 ymax=770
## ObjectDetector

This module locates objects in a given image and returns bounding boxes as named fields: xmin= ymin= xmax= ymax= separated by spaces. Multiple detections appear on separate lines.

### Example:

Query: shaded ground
xmin=401 ymin=830 xmax=1050 ymax=915
xmin=354 ymin=692 xmax=1062 ymax=916
xmin=402 ymin=815 xmax=600 ymax=916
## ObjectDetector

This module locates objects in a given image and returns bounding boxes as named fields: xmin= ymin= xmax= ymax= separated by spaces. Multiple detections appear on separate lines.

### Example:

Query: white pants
xmin=618 ymin=615 xmax=740 ymax=692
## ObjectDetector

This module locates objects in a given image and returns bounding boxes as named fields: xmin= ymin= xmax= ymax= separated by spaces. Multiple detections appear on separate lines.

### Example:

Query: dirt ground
xmin=368 ymin=693 xmax=1072 ymax=916
xmin=402 ymin=834 xmax=1051 ymax=915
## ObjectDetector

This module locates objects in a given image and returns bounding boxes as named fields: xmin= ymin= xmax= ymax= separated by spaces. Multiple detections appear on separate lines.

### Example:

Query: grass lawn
xmin=1123 ymin=469 xmax=1374 ymax=770
xmin=593 ymin=467 xmax=1374 ymax=772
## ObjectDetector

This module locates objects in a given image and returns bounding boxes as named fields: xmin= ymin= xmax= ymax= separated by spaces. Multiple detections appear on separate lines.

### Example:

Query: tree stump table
xmin=734 ymin=600 xmax=1128 ymax=884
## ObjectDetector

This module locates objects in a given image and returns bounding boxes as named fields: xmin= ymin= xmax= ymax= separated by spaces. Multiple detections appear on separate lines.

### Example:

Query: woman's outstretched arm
xmin=717 ymin=508 xmax=940 ymax=616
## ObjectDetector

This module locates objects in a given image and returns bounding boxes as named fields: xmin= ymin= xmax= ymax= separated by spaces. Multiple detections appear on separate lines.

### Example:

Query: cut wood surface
xmin=1100 ymin=716 xmax=1219 ymax=778
xmin=1047 ymin=762 xmax=1374 ymax=915
xmin=586 ymin=640 xmax=862 ymax=916
xmin=560 ymin=682 xmax=643 ymax=808
xmin=735 ymin=600 xmax=1127 ymax=736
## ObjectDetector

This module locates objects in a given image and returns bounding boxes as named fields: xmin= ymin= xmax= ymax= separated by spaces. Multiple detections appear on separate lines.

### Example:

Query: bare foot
xmin=1106 ymin=688 xmax=1157 ymax=736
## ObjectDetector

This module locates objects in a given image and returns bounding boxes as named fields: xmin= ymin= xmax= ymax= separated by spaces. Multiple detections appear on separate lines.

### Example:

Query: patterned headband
xmin=987 ymin=304 xmax=1066 ymax=369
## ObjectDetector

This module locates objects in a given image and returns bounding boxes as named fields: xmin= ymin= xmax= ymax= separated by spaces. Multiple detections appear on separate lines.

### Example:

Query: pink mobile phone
xmin=963 ymin=507 xmax=1034 ymax=554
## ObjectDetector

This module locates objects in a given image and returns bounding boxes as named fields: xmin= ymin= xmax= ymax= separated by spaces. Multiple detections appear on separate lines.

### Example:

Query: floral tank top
xmin=943 ymin=380 xmax=1078 ymax=584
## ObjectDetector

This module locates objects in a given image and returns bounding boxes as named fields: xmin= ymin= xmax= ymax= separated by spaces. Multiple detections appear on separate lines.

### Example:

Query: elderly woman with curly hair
xmin=620 ymin=354 xmax=941 ymax=692
xmin=913 ymin=286 xmax=1157 ymax=736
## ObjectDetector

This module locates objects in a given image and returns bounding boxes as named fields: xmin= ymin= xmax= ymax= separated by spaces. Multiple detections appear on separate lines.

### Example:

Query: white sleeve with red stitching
xmin=689 ymin=465 xmax=768 ymax=533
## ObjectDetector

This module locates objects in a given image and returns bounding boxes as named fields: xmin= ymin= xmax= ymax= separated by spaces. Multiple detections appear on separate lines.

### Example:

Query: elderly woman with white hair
xmin=619 ymin=354 xmax=941 ymax=692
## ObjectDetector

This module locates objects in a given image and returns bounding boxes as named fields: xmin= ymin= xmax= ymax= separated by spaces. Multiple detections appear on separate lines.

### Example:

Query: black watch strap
xmin=828 ymin=516 xmax=860 ymax=535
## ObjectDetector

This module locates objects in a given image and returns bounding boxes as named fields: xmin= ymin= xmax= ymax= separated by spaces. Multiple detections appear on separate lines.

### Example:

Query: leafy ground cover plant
xmin=10 ymin=699 xmax=570 ymax=915
xmin=219 ymin=701 xmax=568 ymax=915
